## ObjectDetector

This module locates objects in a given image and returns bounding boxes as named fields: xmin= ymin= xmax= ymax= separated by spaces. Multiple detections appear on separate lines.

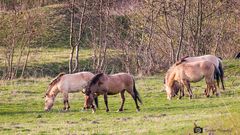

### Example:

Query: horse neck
xmin=166 ymin=71 xmax=176 ymax=87
xmin=48 ymin=85 xmax=59 ymax=98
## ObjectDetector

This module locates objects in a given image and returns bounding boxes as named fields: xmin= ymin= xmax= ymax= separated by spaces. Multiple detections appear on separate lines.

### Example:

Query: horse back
xmin=58 ymin=72 xmax=94 ymax=92
xmin=107 ymin=73 xmax=134 ymax=91
xmin=176 ymin=61 xmax=214 ymax=82
xmin=185 ymin=55 xmax=220 ymax=67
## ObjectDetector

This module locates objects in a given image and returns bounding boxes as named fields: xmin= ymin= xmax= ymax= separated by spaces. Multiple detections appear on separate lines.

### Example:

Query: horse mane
xmin=45 ymin=72 xmax=65 ymax=95
xmin=89 ymin=73 xmax=104 ymax=86
xmin=165 ymin=64 xmax=177 ymax=87
xmin=167 ymin=70 xmax=176 ymax=88
xmin=218 ymin=56 xmax=223 ymax=60
xmin=175 ymin=55 xmax=189 ymax=65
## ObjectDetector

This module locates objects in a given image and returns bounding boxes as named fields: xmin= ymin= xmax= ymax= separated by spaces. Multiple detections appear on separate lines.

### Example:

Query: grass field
xmin=0 ymin=59 xmax=240 ymax=134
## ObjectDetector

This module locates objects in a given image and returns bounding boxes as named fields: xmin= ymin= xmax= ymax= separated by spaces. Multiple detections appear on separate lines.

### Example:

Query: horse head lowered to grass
xmin=84 ymin=72 xmax=142 ymax=113
xmin=44 ymin=71 xmax=98 ymax=111
xmin=165 ymin=60 xmax=220 ymax=100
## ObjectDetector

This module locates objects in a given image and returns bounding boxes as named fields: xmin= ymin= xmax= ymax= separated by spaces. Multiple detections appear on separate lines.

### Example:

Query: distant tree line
xmin=68 ymin=0 xmax=239 ymax=75
xmin=0 ymin=0 xmax=239 ymax=79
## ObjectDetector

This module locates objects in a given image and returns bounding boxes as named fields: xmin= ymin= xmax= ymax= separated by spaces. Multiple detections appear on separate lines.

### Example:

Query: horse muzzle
xmin=44 ymin=108 xmax=50 ymax=112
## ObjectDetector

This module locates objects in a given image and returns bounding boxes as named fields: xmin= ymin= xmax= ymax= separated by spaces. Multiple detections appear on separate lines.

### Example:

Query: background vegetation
xmin=0 ymin=0 xmax=239 ymax=79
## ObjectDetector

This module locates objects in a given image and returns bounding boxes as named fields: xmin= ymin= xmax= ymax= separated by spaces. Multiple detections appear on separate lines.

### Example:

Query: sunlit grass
xmin=0 ymin=61 xmax=240 ymax=134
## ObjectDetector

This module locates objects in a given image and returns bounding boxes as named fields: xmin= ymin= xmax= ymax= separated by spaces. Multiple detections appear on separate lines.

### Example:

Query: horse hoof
xmin=136 ymin=107 xmax=140 ymax=112
xmin=117 ymin=109 xmax=123 ymax=112
xmin=106 ymin=109 xmax=109 ymax=112
xmin=216 ymin=93 xmax=220 ymax=97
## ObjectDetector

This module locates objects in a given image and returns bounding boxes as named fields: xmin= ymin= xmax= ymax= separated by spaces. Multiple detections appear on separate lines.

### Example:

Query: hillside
xmin=1 ymin=1 xmax=239 ymax=79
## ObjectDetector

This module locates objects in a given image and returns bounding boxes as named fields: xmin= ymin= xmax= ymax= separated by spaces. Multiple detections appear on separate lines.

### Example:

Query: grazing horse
xmin=44 ymin=72 xmax=97 ymax=111
xmin=178 ymin=55 xmax=224 ymax=90
xmin=84 ymin=73 xmax=142 ymax=112
xmin=165 ymin=60 xmax=220 ymax=100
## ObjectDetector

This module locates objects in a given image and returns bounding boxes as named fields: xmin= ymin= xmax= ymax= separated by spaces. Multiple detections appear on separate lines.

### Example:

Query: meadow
xmin=0 ymin=48 xmax=240 ymax=134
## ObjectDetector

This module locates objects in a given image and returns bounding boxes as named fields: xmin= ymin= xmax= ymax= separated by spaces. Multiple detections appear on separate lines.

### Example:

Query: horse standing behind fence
xmin=84 ymin=72 xmax=142 ymax=113
xmin=44 ymin=71 xmax=97 ymax=111
xmin=165 ymin=60 xmax=220 ymax=100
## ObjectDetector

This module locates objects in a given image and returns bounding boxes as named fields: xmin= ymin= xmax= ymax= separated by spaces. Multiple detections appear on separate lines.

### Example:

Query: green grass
xmin=0 ymin=48 xmax=94 ymax=77
xmin=0 ymin=61 xmax=240 ymax=134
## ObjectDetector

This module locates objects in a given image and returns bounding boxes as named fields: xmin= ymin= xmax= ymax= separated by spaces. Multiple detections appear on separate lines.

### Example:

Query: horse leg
xmin=205 ymin=85 xmax=210 ymax=97
xmin=118 ymin=90 xmax=125 ymax=112
xmin=63 ymin=93 xmax=70 ymax=111
xmin=213 ymin=83 xmax=220 ymax=97
xmin=184 ymin=80 xmax=193 ymax=99
xmin=103 ymin=93 xmax=109 ymax=112
xmin=179 ymin=84 xmax=184 ymax=99
xmin=211 ymin=84 xmax=215 ymax=95
xmin=131 ymin=92 xmax=140 ymax=112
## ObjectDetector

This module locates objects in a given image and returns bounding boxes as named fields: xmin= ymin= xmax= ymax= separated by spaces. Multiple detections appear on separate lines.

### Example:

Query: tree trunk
xmin=176 ymin=0 xmax=187 ymax=61
xmin=69 ymin=0 xmax=75 ymax=74
xmin=73 ymin=0 xmax=87 ymax=72
xmin=96 ymin=0 xmax=103 ymax=73
xmin=197 ymin=0 xmax=203 ymax=55
xmin=99 ymin=0 xmax=109 ymax=72
xmin=164 ymin=5 xmax=175 ymax=63
xmin=21 ymin=46 xmax=30 ymax=78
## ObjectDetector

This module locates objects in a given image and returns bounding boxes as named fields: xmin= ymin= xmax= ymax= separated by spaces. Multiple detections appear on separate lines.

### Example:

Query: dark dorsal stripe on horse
xmin=175 ymin=55 xmax=189 ymax=65
xmin=89 ymin=73 xmax=104 ymax=86
xmin=45 ymin=72 xmax=65 ymax=95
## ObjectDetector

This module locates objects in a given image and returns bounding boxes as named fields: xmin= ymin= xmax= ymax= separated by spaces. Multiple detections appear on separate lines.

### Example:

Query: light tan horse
xmin=165 ymin=54 xmax=225 ymax=97
xmin=84 ymin=72 xmax=142 ymax=112
xmin=179 ymin=55 xmax=224 ymax=90
xmin=165 ymin=60 xmax=220 ymax=100
xmin=44 ymin=71 xmax=95 ymax=111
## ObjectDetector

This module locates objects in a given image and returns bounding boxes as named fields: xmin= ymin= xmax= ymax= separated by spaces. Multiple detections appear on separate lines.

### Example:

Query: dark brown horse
xmin=84 ymin=73 xmax=142 ymax=112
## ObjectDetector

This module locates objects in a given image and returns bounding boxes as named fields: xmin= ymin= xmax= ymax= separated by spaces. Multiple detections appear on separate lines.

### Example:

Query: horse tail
xmin=218 ymin=60 xmax=225 ymax=90
xmin=133 ymin=78 xmax=142 ymax=105
xmin=214 ymin=65 xmax=220 ymax=88
xmin=45 ymin=72 xmax=65 ymax=95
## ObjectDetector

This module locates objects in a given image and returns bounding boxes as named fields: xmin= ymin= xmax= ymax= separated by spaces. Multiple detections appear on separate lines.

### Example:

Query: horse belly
xmin=58 ymin=81 xmax=86 ymax=93
xmin=184 ymin=71 xmax=204 ymax=83
xmin=68 ymin=83 xmax=86 ymax=92
xmin=188 ymin=75 xmax=204 ymax=82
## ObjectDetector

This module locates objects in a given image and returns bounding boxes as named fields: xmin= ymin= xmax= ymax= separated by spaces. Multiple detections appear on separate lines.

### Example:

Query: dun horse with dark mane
xmin=84 ymin=73 xmax=142 ymax=113
xmin=179 ymin=55 xmax=224 ymax=90
xmin=165 ymin=60 xmax=220 ymax=100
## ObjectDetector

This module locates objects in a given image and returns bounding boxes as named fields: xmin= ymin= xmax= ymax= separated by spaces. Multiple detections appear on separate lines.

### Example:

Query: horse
xmin=165 ymin=60 xmax=220 ymax=100
xmin=178 ymin=55 xmax=224 ymax=90
xmin=44 ymin=71 xmax=98 ymax=111
xmin=84 ymin=72 xmax=142 ymax=113
xmin=166 ymin=54 xmax=225 ymax=97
